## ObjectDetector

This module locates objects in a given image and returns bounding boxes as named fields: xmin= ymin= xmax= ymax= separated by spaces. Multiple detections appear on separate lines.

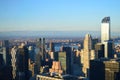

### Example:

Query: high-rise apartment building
xmin=101 ymin=17 xmax=110 ymax=43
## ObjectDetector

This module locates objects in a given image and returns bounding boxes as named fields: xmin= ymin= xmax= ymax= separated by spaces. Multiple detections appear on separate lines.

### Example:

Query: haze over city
xmin=1 ymin=1 xmax=120 ymax=80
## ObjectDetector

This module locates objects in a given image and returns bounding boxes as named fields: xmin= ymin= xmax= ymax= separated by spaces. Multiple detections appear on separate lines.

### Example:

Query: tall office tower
xmin=101 ymin=17 xmax=110 ymax=43
xmin=101 ymin=17 xmax=114 ymax=58
xmin=84 ymin=34 xmax=92 ymax=50
xmin=0 ymin=47 xmax=6 ymax=65
xmin=42 ymin=38 xmax=46 ymax=60
xmin=90 ymin=59 xmax=120 ymax=80
xmin=92 ymin=38 xmax=98 ymax=50
xmin=0 ymin=54 xmax=4 ymax=79
xmin=0 ymin=53 xmax=4 ymax=78
xmin=95 ymin=43 xmax=104 ymax=58
xmin=2 ymin=40 xmax=11 ymax=66
xmin=103 ymin=41 xmax=114 ymax=58
xmin=62 ymin=47 xmax=73 ymax=74
xmin=35 ymin=38 xmax=46 ymax=74
xmin=49 ymin=41 xmax=55 ymax=52
xmin=28 ymin=46 xmax=35 ymax=62
xmin=0 ymin=54 xmax=4 ymax=66
xmin=35 ymin=38 xmax=41 ymax=74
xmin=2 ymin=40 xmax=9 ymax=47
xmin=36 ymin=38 xmax=46 ymax=61
xmin=11 ymin=46 xmax=17 ymax=79
xmin=73 ymin=50 xmax=81 ymax=64
xmin=58 ymin=52 xmax=67 ymax=74
xmin=16 ymin=43 xmax=29 ymax=80
xmin=0 ymin=45 xmax=12 ymax=80
xmin=81 ymin=34 xmax=95 ymax=77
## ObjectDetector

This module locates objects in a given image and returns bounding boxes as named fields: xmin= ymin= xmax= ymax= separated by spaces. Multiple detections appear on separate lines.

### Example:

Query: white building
xmin=101 ymin=17 xmax=110 ymax=43
xmin=81 ymin=34 xmax=95 ymax=77
xmin=101 ymin=17 xmax=113 ymax=58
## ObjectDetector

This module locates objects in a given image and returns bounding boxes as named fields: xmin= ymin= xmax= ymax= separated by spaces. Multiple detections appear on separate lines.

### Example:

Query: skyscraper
xmin=35 ymin=38 xmax=46 ymax=74
xmin=81 ymin=34 xmax=95 ymax=77
xmin=42 ymin=38 xmax=46 ymax=61
xmin=103 ymin=41 xmax=114 ymax=58
xmin=101 ymin=17 xmax=113 ymax=58
xmin=2 ymin=40 xmax=11 ymax=66
xmin=36 ymin=38 xmax=46 ymax=61
xmin=11 ymin=46 xmax=17 ymax=79
xmin=58 ymin=52 xmax=67 ymax=74
xmin=63 ymin=47 xmax=73 ymax=74
xmin=51 ymin=47 xmax=73 ymax=75
xmin=101 ymin=17 xmax=110 ymax=43
xmin=16 ymin=43 xmax=29 ymax=80
xmin=35 ymin=38 xmax=42 ymax=74
xmin=0 ymin=41 xmax=12 ymax=80
xmin=28 ymin=46 xmax=35 ymax=62
xmin=49 ymin=41 xmax=55 ymax=52
xmin=90 ymin=59 xmax=120 ymax=80
xmin=84 ymin=34 xmax=92 ymax=50
xmin=95 ymin=43 xmax=104 ymax=58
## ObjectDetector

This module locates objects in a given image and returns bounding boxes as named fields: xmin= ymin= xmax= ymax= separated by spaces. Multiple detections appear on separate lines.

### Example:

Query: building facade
xmin=101 ymin=17 xmax=114 ymax=58
xmin=11 ymin=46 xmax=17 ymax=79
xmin=81 ymin=34 xmax=95 ymax=77
xmin=101 ymin=17 xmax=110 ymax=43
xmin=90 ymin=59 xmax=120 ymax=80
xmin=16 ymin=43 xmax=29 ymax=80
xmin=95 ymin=43 xmax=104 ymax=58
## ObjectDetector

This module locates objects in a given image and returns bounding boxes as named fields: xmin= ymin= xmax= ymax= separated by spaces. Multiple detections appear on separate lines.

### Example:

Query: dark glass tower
xmin=2 ymin=40 xmax=11 ymax=66
xmin=62 ymin=47 xmax=73 ymax=74
xmin=42 ymin=38 xmax=46 ymax=61
xmin=49 ymin=41 xmax=55 ymax=52
xmin=16 ymin=44 xmax=29 ymax=80
xmin=35 ymin=38 xmax=46 ymax=74
xmin=95 ymin=43 xmax=104 ymax=58
xmin=90 ymin=59 xmax=120 ymax=80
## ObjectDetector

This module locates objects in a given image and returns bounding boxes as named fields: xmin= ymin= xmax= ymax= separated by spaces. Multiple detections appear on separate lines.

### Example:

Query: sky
xmin=0 ymin=0 xmax=120 ymax=32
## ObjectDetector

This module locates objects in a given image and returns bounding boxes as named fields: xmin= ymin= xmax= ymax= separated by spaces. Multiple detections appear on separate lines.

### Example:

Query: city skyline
xmin=0 ymin=0 xmax=120 ymax=32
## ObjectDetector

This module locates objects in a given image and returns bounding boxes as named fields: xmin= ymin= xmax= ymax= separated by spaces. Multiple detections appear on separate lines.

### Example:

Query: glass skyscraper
xmin=101 ymin=17 xmax=110 ymax=43
xmin=101 ymin=17 xmax=113 ymax=58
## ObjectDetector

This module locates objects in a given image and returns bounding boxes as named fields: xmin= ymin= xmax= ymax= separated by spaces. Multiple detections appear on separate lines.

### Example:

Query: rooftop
xmin=101 ymin=17 xmax=110 ymax=23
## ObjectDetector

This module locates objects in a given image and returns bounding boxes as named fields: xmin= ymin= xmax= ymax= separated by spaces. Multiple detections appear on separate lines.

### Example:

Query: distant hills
xmin=0 ymin=31 xmax=119 ymax=39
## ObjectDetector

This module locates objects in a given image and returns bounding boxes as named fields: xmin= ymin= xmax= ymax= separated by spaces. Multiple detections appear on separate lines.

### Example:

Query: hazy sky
xmin=0 ymin=0 xmax=120 ymax=32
